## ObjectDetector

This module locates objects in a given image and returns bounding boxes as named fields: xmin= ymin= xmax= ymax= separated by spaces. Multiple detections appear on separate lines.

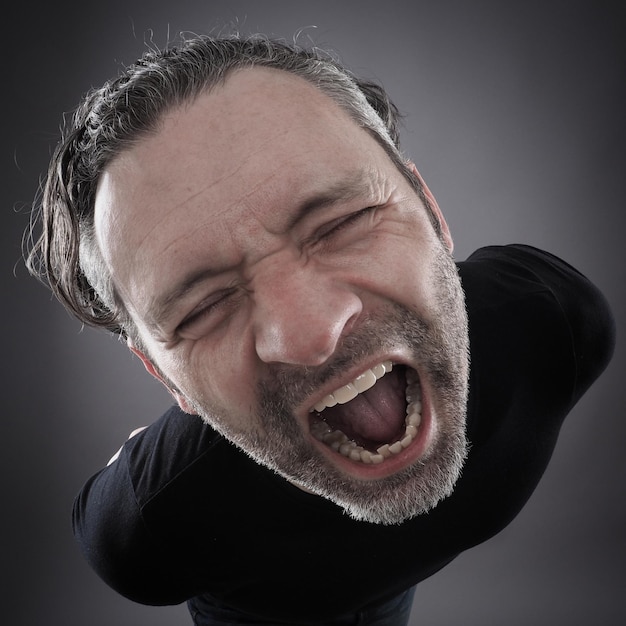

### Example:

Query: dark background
xmin=3 ymin=1 xmax=624 ymax=624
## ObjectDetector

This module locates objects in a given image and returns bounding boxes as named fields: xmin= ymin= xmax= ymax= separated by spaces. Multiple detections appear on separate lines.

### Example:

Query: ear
xmin=127 ymin=339 xmax=198 ymax=415
xmin=407 ymin=162 xmax=454 ymax=253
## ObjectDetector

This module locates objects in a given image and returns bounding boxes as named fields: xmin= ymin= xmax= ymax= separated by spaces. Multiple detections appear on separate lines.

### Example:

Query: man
xmin=27 ymin=34 xmax=614 ymax=625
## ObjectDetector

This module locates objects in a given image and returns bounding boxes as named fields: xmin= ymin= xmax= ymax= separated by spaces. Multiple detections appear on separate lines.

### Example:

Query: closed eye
xmin=177 ymin=288 xmax=238 ymax=334
xmin=316 ymin=206 xmax=378 ymax=241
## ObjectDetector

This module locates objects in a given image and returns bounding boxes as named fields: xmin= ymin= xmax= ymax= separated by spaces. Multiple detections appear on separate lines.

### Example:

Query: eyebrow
xmin=145 ymin=169 xmax=374 ymax=331
xmin=283 ymin=168 xmax=373 ymax=231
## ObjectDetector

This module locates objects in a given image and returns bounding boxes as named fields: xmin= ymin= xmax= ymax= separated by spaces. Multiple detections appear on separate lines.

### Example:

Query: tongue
xmin=322 ymin=367 xmax=407 ymax=444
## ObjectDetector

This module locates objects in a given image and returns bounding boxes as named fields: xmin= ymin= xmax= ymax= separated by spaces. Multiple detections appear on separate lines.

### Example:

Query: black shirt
xmin=73 ymin=245 xmax=615 ymax=623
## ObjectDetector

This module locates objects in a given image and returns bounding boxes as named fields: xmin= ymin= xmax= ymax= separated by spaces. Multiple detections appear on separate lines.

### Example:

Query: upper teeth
xmin=310 ymin=365 xmax=423 ymax=464
xmin=310 ymin=361 xmax=394 ymax=413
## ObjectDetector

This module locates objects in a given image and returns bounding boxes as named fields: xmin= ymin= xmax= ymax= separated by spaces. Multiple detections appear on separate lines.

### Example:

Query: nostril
xmin=341 ymin=307 xmax=361 ymax=338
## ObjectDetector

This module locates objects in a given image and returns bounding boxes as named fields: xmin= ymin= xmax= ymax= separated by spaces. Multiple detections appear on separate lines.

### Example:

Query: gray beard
xmin=191 ymin=251 xmax=470 ymax=525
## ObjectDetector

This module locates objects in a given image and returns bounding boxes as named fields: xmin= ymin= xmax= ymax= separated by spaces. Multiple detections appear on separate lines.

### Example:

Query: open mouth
xmin=309 ymin=362 xmax=422 ymax=465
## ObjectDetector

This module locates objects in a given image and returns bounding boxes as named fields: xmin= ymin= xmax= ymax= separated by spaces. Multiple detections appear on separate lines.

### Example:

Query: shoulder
xmin=459 ymin=244 xmax=615 ymax=409
xmin=459 ymin=244 xmax=600 ymax=311
xmin=123 ymin=407 xmax=224 ymax=505
xmin=72 ymin=408 xmax=235 ymax=604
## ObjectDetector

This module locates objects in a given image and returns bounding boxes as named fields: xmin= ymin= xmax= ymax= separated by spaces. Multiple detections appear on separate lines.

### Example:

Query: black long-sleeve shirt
xmin=73 ymin=245 xmax=615 ymax=623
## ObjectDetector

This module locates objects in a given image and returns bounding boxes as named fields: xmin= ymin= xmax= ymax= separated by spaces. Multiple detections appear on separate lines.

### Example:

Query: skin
xmin=95 ymin=68 xmax=470 ymax=523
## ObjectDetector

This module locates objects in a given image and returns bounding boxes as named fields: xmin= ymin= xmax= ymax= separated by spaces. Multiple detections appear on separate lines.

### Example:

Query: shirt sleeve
xmin=72 ymin=407 xmax=222 ymax=605
xmin=479 ymin=244 xmax=615 ymax=407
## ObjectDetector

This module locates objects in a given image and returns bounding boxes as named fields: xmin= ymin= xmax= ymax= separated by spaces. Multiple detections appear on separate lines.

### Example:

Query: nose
xmin=252 ymin=256 xmax=363 ymax=366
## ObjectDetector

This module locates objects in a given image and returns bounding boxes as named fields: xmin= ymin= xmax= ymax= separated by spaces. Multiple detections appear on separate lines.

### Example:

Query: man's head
xmin=28 ymin=34 xmax=431 ymax=339
xmin=28 ymin=34 xmax=470 ymax=524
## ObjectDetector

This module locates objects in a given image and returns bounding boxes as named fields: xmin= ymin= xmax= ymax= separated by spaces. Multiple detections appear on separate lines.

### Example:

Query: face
xmin=94 ymin=68 xmax=470 ymax=524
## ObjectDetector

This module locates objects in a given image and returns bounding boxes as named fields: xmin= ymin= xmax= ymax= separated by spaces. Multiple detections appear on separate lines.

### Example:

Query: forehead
xmin=94 ymin=67 xmax=391 ymax=308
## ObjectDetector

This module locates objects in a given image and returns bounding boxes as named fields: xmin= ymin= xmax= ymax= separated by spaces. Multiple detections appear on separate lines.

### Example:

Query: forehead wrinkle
xmin=125 ymin=73 xmax=376 ymax=263
xmin=129 ymin=169 xmax=238 ymax=259
xmin=150 ymin=161 xmax=383 ymax=269
xmin=131 ymin=124 xmax=314 ymax=261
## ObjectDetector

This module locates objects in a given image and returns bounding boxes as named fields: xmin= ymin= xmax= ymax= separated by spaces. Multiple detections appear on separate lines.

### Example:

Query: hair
xmin=26 ymin=33 xmax=435 ymax=343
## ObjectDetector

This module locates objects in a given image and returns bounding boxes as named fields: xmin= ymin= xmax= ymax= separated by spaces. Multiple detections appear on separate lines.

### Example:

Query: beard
xmin=188 ymin=248 xmax=470 ymax=525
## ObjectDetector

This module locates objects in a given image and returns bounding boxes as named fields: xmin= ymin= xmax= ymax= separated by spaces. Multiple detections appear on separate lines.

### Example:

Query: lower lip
xmin=310 ymin=384 xmax=435 ymax=479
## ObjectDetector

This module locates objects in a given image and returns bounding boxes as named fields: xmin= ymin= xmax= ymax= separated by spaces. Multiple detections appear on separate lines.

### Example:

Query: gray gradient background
xmin=3 ymin=1 xmax=624 ymax=624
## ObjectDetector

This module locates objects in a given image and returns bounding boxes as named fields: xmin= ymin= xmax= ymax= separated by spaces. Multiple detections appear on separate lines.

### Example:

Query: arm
xmin=73 ymin=407 xmax=221 ymax=605
xmin=106 ymin=426 xmax=148 ymax=466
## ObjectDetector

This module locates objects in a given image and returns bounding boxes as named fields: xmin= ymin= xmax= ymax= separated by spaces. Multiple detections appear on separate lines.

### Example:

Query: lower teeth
xmin=311 ymin=377 xmax=422 ymax=464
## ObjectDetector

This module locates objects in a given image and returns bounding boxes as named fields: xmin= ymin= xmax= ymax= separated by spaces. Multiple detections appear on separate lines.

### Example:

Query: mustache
xmin=258 ymin=304 xmax=432 ymax=415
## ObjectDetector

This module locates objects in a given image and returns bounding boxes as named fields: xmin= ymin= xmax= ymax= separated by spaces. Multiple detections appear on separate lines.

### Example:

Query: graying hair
xmin=26 ymin=33 xmax=434 ymax=342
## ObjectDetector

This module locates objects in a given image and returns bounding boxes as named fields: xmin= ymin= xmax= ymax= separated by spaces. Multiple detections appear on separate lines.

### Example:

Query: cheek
xmin=181 ymin=333 xmax=260 ymax=415
xmin=351 ymin=229 xmax=440 ymax=313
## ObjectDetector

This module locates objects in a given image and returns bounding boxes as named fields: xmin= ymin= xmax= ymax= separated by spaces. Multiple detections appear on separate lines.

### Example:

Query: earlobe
xmin=127 ymin=339 xmax=198 ymax=415
xmin=407 ymin=162 xmax=454 ymax=253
